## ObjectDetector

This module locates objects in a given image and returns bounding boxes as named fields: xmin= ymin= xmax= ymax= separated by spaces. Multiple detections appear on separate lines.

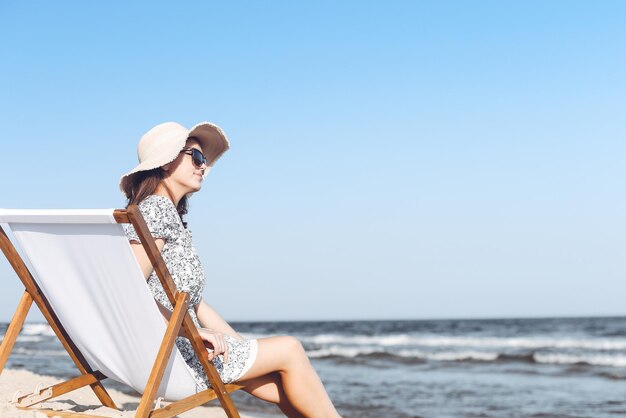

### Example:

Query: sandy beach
xmin=0 ymin=368 xmax=259 ymax=418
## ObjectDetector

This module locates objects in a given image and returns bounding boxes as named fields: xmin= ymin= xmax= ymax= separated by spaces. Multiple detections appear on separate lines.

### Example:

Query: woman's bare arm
xmin=196 ymin=299 xmax=243 ymax=340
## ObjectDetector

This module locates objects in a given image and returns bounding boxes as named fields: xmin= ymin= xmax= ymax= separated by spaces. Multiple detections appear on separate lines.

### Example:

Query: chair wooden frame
xmin=0 ymin=206 xmax=243 ymax=417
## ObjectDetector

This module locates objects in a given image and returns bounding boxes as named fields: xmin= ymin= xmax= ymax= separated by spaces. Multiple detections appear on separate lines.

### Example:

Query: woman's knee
xmin=282 ymin=336 xmax=309 ymax=364
xmin=252 ymin=335 xmax=309 ymax=373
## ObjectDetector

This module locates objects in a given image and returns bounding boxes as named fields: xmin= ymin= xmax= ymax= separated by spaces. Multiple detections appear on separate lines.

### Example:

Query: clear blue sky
xmin=0 ymin=1 xmax=624 ymax=322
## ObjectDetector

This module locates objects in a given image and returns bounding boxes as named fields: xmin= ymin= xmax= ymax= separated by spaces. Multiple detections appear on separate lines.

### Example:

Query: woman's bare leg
xmin=238 ymin=372 xmax=306 ymax=418
xmin=236 ymin=336 xmax=341 ymax=418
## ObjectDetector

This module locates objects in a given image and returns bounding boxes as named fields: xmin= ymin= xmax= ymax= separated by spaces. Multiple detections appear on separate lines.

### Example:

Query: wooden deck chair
xmin=0 ymin=206 xmax=243 ymax=417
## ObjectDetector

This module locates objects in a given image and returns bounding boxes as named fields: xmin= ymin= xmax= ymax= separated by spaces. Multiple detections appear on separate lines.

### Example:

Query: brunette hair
xmin=122 ymin=168 xmax=189 ymax=223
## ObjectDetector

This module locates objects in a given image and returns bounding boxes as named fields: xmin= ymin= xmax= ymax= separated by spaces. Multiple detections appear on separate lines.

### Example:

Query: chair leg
xmin=0 ymin=290 xmax=32 ymax=374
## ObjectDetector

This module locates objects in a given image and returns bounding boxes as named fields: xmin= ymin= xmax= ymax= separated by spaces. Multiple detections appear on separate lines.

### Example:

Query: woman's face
xmin=163 ymin=138 xmax=207 ymax=195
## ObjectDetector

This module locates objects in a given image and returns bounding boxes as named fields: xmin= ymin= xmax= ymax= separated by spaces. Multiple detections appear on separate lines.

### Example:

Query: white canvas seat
xmin=0 ymin=208 xmax=241 ymax=418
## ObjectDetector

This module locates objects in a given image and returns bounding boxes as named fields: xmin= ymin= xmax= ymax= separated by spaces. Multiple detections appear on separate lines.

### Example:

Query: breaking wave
xmin=300 ymin=334 xmax=626 ymax=351
xmin=306 ymin=346 xmax=626 ymax=368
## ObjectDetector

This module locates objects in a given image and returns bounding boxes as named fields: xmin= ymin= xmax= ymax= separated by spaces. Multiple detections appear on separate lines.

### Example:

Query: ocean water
xmin=3 ymin=317 xmax=626 ymax=417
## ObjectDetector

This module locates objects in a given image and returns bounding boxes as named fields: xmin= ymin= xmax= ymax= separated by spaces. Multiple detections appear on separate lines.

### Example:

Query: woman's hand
xmin=198 ymin=328 xmax=229 ymax=363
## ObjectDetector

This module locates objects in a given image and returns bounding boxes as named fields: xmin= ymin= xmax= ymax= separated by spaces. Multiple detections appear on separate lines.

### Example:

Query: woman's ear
xmin=162 ymin=163 xmax=170 ymax=172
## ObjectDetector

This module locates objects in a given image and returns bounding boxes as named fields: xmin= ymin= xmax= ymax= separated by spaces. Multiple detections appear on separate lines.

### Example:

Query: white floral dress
xmin=125 ymin=194 xmax=256 ymax=390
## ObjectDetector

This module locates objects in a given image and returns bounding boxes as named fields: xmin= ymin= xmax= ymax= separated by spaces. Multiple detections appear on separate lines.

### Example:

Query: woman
xmin=120 ymin=121 xmax=341 ymax=418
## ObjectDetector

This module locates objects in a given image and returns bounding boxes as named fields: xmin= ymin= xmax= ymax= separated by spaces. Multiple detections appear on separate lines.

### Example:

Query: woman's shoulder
xmin=137 ymin=194 xmax=181 ymax=226
xmin=138 ymin=194 xmax=176 ymax=213
xmin=126 ymin=194 xmax=181 ymax=242
xmin=139 ymin=194 xmax=173 ymax=206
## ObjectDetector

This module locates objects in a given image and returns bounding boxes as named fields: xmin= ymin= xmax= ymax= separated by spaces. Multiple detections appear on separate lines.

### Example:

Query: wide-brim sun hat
xmin=120 ymin=121 xmax=229 ymax=194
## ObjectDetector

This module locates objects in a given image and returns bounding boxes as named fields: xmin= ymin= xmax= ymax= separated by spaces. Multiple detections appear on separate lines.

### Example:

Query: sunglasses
xmin=180 ymin=148 xmax=207 ymax=168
